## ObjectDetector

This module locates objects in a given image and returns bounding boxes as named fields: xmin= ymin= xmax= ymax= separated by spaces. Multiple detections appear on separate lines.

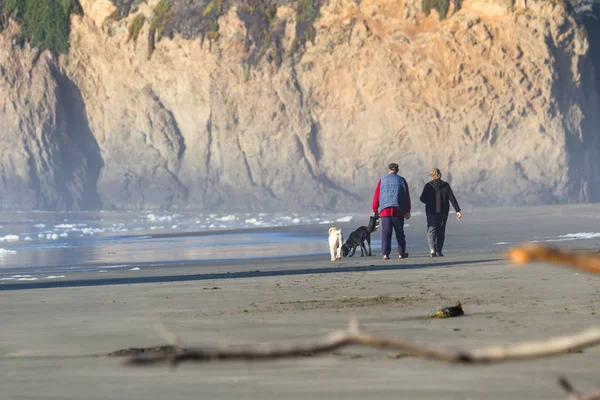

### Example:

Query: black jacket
xmin=419 ymin=179 xmax=461 ymax=215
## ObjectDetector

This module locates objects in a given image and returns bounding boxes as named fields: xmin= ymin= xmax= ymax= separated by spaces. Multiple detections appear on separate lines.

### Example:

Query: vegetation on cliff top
xmin=136 ymin=0 xmax=322 ymax=69
xmin=237 ymin=1 xmax=283 ymax=73
xmin=421 ymin=0 xmax=462 ymax=20
xmin=0 ymin=1 xmax=4 ymax=32
xmin=147 ymin=0 xmax=172 ymax=58
xmin=109 ymin=0 xmax=145 ymax=20
xmin=289 ymin=0 xmax=321 ymax=55
xmin=1 ymin=0 xmax=82 ymax=53
xmin=202 ymin=0 xmax=224 ymax=40
xmin=127 ymin=13 xmax=145 ymax=43
xmin=138 ymin=0 xmax=227 ymax=57
xmin=0 ymin=0 xmax=595 ymax=58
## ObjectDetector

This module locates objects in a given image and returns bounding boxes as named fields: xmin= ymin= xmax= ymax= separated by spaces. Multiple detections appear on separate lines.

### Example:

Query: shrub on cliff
xmin=127 ymin=13 xmax=145 ymax=43
xmin=289 ymin=0 xmax=321 ymax=56
xmin=0 ymin=0 xmax=4 ymax=32
xmin=422 ymin=0 xmax=451 ymax=19
xmin=3 ymin=0 xmax=82 ymax=53
xmin=147 ymin=0 xmax=172 ymax=59
xmin=109 ymin=0 xmax=144 ymax=20
xmin=202 ymin=0 xmax=224 ymax=40
xmin=237 ymin=2 xmax=283 ymax=70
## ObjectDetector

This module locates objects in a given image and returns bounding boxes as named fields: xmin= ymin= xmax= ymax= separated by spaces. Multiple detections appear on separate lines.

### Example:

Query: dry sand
xmin=0 ymin=205 xmax=599 ymax=399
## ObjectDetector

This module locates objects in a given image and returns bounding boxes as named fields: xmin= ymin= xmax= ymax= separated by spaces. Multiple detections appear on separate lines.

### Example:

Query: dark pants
xmin=427 ymin=213 xmax=448 ymax=253
xmin=381 ymin=216 xmax=406 ymax=256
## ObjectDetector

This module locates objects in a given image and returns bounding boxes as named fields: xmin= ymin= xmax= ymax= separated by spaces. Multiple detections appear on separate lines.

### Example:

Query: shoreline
xmin=2 ymin=204 xmax=599 ymax=289
xmin=0 ymin=254 xmax=501 ymax=291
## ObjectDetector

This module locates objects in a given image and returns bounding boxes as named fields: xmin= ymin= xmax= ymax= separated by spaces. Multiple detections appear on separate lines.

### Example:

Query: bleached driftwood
xmin=126 ymin=319 xmax=600 ymax=366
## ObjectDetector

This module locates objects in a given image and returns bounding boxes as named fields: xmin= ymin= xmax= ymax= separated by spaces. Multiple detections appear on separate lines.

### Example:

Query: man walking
xmin=419 ymin=168 xmax=461 ymax=257
xmin=372 ymin=163 xmax=411 ymax=260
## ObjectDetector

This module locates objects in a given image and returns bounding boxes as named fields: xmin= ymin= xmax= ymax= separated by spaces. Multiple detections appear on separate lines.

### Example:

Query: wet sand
xmin=1 ymin=204 xmax=599 ymax=399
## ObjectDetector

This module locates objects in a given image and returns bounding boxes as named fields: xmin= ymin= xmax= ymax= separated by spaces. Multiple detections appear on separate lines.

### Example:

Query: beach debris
xmin=108 ymin=345 xmax=179 ymax=357
xmin=429 ymin=301 xmax=464 ymax=319
xmin=123 ymin=318 xmax=600 ymax=367
xmin=332 ymin=352 xmax=364 ymax=359
xmin=386 ymin=352 xmax=411 ymax=360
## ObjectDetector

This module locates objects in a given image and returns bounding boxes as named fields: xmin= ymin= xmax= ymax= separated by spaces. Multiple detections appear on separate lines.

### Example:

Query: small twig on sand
xmin=507 ymin=244 xmax=600 ymax=275
xmin=126 ymin=320 xmax=600 ymax=366
xmin=559 ymin=376 xmax=600 ymax=400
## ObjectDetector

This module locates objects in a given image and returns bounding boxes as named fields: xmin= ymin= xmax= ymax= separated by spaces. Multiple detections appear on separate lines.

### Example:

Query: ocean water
xmin=1 ymin=206 xmax=599 ymax=285
xmin=0 ymin=211 xmax=366 ymax=275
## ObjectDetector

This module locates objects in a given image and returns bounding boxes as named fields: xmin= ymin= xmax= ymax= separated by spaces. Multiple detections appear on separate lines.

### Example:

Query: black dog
xmin=342 ymin=215 xmax=379 ymax=257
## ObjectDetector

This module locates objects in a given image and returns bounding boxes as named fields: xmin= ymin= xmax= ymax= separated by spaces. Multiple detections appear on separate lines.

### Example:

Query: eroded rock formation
xmin=0 ymin=0 xmax=598 ymax=211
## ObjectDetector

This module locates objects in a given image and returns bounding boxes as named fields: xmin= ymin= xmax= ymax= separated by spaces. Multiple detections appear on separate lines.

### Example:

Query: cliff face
xmin=0 ymin=24 xmax=102 ymax=210
xmin=0 ymin=0 xmax=598 ymax=211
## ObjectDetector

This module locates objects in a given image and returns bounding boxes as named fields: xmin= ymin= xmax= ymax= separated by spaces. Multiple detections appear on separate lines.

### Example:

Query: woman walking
xmin=419 ymin=168 xmax=461 ymax=257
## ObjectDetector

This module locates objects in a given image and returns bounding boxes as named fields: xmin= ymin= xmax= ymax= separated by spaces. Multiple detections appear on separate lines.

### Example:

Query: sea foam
xmin=559 ymin=232 xmax=600 ymax=240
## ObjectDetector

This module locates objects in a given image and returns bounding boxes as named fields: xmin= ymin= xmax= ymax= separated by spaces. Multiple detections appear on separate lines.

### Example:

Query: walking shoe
xmin=399 ymin=253 xmax=409 ymax=259
xmin=436 ymin=252 xmax=444 ymax=257
xmin=430 ymin=250 xmax=437 ymax=257
xmin=382 ymin=255 xmax=390 ymax=260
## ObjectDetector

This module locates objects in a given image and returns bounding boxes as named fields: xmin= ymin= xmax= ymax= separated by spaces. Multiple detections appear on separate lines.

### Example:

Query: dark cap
xmin=388 ymin=163 xmax=399 ymax=172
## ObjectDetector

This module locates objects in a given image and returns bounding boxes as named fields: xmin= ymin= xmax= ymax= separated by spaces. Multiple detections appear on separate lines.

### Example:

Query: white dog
xmin=328 ymin=227 xmax=343 ymax=261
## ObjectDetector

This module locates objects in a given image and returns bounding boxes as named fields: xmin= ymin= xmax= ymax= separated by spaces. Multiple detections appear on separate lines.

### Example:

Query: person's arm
xmin=420 ymin=184 xmax=428 ymax=204
xmin=404 ymin=179 xmax=411 ymax=219
xmin=372 ymin=180 xmax=381 ymax=214
xmin=449 ymin=186 xmax=461 ymax=219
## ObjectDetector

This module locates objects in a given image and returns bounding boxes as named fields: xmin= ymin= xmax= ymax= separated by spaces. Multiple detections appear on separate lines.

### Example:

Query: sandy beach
xmin=1 ymin=204 xmax=599 ymax=399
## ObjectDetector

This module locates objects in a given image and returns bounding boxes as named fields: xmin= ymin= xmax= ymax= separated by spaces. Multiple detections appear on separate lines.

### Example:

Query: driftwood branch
xmin=507 ymin=243 xmax=600 ymax=275
xmin=127 ymin=320 xmax=600 ymax=366
xmin=559 ymin=377 xmax=600 ymax=400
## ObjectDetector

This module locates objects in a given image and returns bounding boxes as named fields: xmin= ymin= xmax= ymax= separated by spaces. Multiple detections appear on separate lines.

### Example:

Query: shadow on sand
xmin=0 ymin=258 xmax=501 ymax=291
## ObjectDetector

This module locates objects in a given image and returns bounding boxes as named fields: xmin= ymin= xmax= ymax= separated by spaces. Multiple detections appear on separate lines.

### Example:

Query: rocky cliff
xmin=0 ymin=0 xmax=598 ymax=212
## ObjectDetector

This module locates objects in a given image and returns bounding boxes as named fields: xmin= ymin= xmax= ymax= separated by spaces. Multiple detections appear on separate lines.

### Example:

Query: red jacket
xmin=372 ymin=179 xmax=411 ymax=217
